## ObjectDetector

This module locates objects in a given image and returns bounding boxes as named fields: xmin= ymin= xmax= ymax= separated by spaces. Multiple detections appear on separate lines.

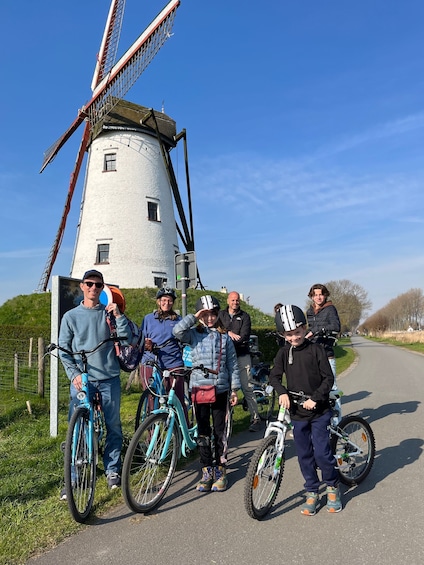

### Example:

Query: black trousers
xmin=195 ymin=391 xmax=230 ymax=467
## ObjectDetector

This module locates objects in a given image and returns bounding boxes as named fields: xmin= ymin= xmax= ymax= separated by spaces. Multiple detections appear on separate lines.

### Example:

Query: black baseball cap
xmin=82 ymin=269 xmax=104 ymax=282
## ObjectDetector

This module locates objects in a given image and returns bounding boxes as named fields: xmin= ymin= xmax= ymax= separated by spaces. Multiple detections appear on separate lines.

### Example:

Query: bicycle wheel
xmin=122 ymin=412 xmax=179 ymax=513
xmin=244 ymin=434 xmax=284 ymax=520
xmin=331 ymin=415 xmax=375 ymax=486
xmin=64 ymin=406 xmax=96 ymax=523
xmin=257 ymin=388 xmax=278 ymax=422
xmin=134 ymin=389 xmax=154 ymax=430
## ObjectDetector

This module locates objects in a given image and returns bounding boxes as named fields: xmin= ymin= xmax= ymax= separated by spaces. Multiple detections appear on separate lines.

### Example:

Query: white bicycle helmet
xmin=275 ymin=304 xmax=306 ymax=333
xmin=195 ymin=295 xmax=220 ymax=312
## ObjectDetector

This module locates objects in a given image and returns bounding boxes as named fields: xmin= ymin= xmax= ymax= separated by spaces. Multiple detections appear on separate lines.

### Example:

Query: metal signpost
xmin=175 ymin=251 xmax=196 ymax=316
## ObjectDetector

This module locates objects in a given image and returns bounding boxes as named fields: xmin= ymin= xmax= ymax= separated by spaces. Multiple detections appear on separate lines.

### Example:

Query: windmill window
xmin=154 ymin=277 xmax=167 ymax=287
xmin=148 ymin=201 xmax=159 ymax=222
xmin=96 ymin=244 xmax=110 ymax=264
xmin=104 ymin=153 xmax=117 ymax=172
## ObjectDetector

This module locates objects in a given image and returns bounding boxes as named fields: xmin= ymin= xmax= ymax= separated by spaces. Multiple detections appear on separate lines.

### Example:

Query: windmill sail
xmin=40 ymin=0 xmax=180 ymax=173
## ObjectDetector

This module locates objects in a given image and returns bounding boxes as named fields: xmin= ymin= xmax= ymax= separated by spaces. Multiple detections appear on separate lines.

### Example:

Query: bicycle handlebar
xmin=47 ymin=336 xmax=127 ymax=358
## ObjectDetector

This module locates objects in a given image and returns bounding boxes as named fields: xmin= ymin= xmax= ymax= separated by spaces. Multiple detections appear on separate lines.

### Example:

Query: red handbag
xmin=191 ymin=385 xmax=217 ymax=404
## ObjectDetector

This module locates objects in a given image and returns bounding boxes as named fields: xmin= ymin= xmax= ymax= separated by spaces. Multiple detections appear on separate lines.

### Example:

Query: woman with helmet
xmin=269 ymin=304 xmax=342 ymax=515
xmin=140 ymin=287 xmax=186 ymax=420
xmin=173 ymin=295 xmax=240 ymax=493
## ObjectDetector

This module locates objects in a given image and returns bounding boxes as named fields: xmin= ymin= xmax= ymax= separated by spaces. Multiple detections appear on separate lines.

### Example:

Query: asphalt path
xmin=28 ymin=336 xmax=424 ymax=565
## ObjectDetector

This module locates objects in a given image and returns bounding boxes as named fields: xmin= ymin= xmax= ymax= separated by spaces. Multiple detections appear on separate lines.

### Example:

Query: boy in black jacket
xmin=269 ymin=304 xmax=342 ymax=515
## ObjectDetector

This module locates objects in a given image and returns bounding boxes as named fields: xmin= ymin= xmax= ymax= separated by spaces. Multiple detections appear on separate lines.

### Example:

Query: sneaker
xmin=107 ymin=472 xmax=121 ymax=490
xmin=301 ymin=492 xmax=319 ymax=516
xmin=326 ymin=486 xmax=342 ymax=513
xmin=59 ymin=487 xmax=67 ymax=501
xmin=196 ymin=466 xmax=214 ymax=492
xmin=211 ymin=466 xmax=228 ymax=492
xmin=249 ymin=419 xmax=261 ymax=432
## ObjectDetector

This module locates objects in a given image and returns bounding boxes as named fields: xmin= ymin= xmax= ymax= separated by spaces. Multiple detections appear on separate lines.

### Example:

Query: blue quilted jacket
xmin=173 ymin=314 xmax=240 ymax=393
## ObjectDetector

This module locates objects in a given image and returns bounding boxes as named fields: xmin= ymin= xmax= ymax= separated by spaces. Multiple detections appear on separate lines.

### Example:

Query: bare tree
xmin=325 ymin=279 xmax=372 ymax=333
xmin=360 ymin=288 xmax=424 ymax=333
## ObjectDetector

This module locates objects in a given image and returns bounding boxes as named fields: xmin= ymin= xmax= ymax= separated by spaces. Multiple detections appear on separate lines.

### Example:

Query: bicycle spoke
xmin=123 ymin=413 xmax=178 ymax=513
xmin=244 ymin=435 xmax=284 ymax=519
xmin=64 ymin=407 xmax=96 ymax=522
xmin=332 ymin=416 xmax=375 ymax=486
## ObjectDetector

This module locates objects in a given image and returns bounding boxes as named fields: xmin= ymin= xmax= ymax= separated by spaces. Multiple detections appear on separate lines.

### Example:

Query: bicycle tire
xmin=134 ymin=389 xmax=154 ymax=430
xmin=244 ymin=434 xmax=284 ymax=520
xmin=331 ymin=415 xmax=375 ymax=486
xmin=122 ymin=412 xmax=179 ymax=513
xmin=64 ymin=406 xmax=96 ymax=523
xmin=257 ymin=388 xmax=278 ymax=422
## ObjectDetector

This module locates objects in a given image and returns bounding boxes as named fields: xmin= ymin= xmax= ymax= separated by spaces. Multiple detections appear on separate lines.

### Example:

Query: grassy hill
xmin=0 ymin=288 xmax=277 ymax=360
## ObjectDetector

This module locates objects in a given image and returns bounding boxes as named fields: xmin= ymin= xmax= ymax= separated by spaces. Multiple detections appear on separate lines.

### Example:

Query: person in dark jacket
xmin=305 ymin=284 xmax=341 ymax=384
xmin=269 ymin=304 xmax=342 ymax=515
xmin=173 ymin=295 xmax=240 ymax=493
xmin=217 ymin=291 xmax=261 ymax=432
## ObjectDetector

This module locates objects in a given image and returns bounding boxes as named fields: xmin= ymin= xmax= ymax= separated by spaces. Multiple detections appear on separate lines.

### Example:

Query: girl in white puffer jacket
xmin=173 ymin=295 xmax=240 ymax=492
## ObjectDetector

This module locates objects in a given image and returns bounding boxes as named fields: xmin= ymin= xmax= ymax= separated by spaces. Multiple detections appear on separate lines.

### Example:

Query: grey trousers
xmin=237 ymin=353 xmax=259 ymax=421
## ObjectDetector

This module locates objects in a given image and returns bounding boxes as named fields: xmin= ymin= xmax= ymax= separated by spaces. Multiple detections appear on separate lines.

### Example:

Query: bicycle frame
xmin=71 ymin=371 xmax=97 ymax=465
xmin=149 ymin=382 xmax=197 ymax=462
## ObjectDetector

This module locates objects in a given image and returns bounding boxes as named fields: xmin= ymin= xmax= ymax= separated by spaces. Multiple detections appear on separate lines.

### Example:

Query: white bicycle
xmin=244 ymin=390 xmax=375 ymax=520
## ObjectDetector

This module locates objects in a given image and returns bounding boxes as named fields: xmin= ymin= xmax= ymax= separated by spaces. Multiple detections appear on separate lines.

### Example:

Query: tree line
xmin=359 ymin=288 xmax=424 ymax=334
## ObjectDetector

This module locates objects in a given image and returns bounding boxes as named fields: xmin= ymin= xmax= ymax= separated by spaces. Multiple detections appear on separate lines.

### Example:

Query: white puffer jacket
xmin=173 ymin=314 xmax=240 ymax=393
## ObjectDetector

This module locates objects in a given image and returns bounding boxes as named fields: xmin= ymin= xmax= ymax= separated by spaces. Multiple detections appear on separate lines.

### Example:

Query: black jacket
xmin=306 ymin=301 xmax=340 ymax=357
xmin=217 ymin=308 xmax=251 ymax=357
xmin=269 ymin=339 xmax=334 ymax=421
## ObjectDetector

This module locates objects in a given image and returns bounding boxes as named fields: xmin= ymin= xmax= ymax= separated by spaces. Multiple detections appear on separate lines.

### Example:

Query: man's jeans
xmin=69 ymin=376 xmax=123 ymax=475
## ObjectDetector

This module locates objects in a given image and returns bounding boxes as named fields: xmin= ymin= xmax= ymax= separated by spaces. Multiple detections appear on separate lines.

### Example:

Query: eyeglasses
xmin=84 ymin=281 xmax=104 ymax=289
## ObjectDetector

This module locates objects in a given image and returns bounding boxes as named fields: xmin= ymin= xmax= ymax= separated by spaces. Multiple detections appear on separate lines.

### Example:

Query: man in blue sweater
xmin=59 ymin=269 xmax=131 ymax=496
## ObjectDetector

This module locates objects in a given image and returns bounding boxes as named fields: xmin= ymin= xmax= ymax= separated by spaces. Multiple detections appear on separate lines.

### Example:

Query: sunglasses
xmin=84 ymin=281 xmax=104 ymax=289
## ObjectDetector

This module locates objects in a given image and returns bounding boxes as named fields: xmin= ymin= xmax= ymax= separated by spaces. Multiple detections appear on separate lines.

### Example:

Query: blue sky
xmin=1 ymin=0 xmax=423 ymax=318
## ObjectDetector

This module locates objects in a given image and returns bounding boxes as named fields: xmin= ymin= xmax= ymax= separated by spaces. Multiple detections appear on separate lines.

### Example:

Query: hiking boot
xmin=211 ymin=466 xmax=228 ymax=492
xmin=300 ymin=492 xmax=319 ymax=516
xmin=249 ymin=419 xmax=261 ymax=432
xmin=107 ymin=472 xmax=121 ymax=490
xmin=196 ymin=466 xmax=214 ymax=492
xmin=326 ymin=486 xmax=342 ymax=513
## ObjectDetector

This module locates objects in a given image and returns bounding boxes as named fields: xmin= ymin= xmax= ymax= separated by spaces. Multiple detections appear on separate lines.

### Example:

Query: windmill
xmin=38 ymin=0 xmax=198 ymax=291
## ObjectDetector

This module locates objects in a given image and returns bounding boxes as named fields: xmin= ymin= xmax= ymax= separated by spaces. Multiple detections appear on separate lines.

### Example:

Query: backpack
xmin=106 ymin=314 xmax=144 ymax=373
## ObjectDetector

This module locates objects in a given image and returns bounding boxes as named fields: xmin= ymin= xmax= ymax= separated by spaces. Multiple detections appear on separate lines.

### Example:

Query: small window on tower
xmin=96 ymin=244 xmax=110 ymax=264
xmin=148 ymin=201 xmax=159 ymax=222
xmin=104 ymin=153 xmax=116 ymax=172
xmin=154 ymin=277 xmax=167 ymax=287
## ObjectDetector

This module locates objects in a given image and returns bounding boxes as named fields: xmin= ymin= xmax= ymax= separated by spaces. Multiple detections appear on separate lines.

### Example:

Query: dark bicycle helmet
xmin=156 ymin=287 xmax=177 ymax=300
xmin=275 ymin=304 xmax=306 ymax=333
xmin=195 ymin=295 xmax=220 ymax=312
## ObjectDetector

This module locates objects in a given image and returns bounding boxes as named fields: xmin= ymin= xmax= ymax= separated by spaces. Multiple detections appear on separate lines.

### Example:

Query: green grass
xmin=0 ymin=340 xmax=353 ymax=565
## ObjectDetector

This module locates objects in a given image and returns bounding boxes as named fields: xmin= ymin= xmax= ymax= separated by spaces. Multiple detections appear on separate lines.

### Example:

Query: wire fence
xmin=0 ymin=337 xmax=70 ymax=403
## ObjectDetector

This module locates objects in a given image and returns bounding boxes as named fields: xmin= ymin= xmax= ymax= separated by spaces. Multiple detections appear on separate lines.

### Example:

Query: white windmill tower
xmin=38 ymin=0 xmax=197 ymax=291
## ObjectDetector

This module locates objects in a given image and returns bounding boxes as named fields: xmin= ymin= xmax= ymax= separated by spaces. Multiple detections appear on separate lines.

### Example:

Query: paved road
xmin=28 ymin=337 xmax=424 ymax=565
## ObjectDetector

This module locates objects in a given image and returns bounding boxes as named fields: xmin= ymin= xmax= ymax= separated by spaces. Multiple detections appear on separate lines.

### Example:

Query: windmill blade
xmin=40 ymin=0 xmax=180 ymax=173
xmin=91 ymin=0 xmax=127 ymax=90
xmin=88 ymin=0 xmax=180 ymax=128
xmin=37 ymin=123 xmax=91 ymax=292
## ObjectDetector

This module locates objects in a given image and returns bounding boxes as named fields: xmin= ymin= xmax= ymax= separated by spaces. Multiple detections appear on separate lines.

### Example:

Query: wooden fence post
xmin=38 ymin=337 xmax=45 ymax=397
xmin=14 ymin=353 xmax=19 ymax=390
xmin=29 ymin=337 xmax=33 ymax=368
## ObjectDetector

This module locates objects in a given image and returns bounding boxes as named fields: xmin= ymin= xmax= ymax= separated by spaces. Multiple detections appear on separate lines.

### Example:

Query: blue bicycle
xmin=134 ymin=340 xmax=192 ymax=430
xmin=122 ymin=362 xmax=199 ymax=513
xmin=48 ymin=337 xmax=124 ymax=523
